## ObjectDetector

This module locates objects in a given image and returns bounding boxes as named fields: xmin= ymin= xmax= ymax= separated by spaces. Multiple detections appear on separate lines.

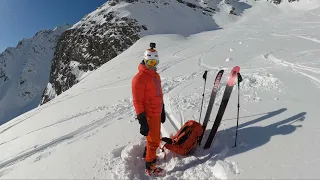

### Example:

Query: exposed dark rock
xmin=42 ymin=10 xmax=146 ymax=104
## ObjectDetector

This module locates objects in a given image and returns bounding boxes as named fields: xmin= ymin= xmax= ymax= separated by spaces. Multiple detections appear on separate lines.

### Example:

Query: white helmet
xmin=144 ymin=48 xmax=159 ymax=67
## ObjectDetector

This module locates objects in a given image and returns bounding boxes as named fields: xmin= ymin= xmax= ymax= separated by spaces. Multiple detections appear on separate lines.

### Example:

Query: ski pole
xmin=199 ymin=70 xmax=208 ymax=123
xmin=234 ymin=72 xmax=242 ymax=148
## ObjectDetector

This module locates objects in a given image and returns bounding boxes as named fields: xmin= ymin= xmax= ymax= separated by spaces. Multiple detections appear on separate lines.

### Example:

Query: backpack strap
xmin=160 ymin=144 xmax=167 ymax=160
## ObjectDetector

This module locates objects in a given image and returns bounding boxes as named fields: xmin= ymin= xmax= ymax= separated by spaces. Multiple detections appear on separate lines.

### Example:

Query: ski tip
xmin=233 ymin=66 xmax=240 ymax=71
xmin=227 ymin=66 xmax=241 ymax=86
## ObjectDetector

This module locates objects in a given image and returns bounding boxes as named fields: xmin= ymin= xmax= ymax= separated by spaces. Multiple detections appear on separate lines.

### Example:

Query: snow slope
xmin=0 ymin=25 xmax=69 ymax=125
xmin=1 ymin=0 xmax=320 ymax=179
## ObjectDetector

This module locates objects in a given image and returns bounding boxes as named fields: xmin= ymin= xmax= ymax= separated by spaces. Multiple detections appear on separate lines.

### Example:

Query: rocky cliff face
xmin=0 ymin=25 xmax=70 ymax=124
xmin=47 ymin=10 xmax=143 ymax=97
xmin=41 ymin=0 xmax=249 ymax=104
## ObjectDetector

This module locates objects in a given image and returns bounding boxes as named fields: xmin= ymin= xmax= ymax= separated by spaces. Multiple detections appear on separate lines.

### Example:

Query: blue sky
xmin=0 ymin=0 xmax=107 ymax=52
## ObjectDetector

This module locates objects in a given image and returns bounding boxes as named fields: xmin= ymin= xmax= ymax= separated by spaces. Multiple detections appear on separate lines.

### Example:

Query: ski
xmin=203 ymin=66 xmax=240 ymax=149
xmin=198 ymin=70 xmax=224 ymax=145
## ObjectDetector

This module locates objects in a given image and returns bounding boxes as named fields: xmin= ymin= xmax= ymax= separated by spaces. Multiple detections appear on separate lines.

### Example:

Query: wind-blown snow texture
xmin=0 ymin=25 xmax=70 ymax=125
xmin=1 ymin=0 xmax=320 ymax=179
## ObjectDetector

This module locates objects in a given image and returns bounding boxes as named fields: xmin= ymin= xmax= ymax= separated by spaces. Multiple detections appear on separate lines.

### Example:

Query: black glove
xmin=137 ymin=112 xmax=149 ymax=136
xmin=161 ymin=137 xmax=173 ymax=144
xmin=161 ymin=104 xmax=166 ymax=123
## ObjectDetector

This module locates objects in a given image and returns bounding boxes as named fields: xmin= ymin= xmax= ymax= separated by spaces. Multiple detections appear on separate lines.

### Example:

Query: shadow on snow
xmin=165 ymin=108 xmax=306 ymax=174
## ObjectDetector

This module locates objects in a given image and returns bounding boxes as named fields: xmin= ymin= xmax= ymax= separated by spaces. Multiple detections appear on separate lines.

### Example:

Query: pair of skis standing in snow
xmin=131 ymin=43 xmax=243 ymax=176
xmin=197 ymin=66 xmax=243 ymax=148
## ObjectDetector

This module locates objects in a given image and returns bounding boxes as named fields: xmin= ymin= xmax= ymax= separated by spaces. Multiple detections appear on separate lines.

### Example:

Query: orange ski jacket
xmin=132 ymin=63 xmax=163 ymax=117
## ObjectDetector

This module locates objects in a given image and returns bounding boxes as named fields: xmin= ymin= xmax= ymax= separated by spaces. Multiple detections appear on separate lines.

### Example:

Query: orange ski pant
xmin=145 ymin=116 xmax=161 ymax=163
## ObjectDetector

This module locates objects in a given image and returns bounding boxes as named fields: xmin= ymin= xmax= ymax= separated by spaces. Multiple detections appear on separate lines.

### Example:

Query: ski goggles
xmin=145 ymin=59 xmax=159 ymax=67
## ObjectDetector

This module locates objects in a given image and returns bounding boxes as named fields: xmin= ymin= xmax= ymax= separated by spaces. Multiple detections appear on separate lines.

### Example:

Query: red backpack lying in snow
xmin=161 ymin=120 xmax=203 ymax=158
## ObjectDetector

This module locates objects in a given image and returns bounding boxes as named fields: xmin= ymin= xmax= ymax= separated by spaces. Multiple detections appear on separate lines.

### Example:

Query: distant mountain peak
xmin=0 ymin=25 xmax=70 ymax=124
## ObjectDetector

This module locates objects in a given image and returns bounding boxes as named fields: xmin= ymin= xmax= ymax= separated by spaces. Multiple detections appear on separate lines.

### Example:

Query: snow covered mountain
xmin=0 ymin=25 xmax=70 ymax=125
xmin=41 ymin=0 xmax=252 ymax=104
xmin=2 ymin=0 xmax=320 ymax=179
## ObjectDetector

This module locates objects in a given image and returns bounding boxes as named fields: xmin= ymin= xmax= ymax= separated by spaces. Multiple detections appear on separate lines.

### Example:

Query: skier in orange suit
xmin=131 ymin=43 xmax=166 ymax=176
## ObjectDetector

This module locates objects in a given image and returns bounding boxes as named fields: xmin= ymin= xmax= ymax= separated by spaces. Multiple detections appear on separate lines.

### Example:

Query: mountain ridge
xmin=0 ymin=24 xmax=70 ymax=124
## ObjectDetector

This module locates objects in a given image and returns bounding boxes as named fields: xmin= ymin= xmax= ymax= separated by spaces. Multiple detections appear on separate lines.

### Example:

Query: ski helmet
xmin=144 ymin=48 xmax=159 ymax=67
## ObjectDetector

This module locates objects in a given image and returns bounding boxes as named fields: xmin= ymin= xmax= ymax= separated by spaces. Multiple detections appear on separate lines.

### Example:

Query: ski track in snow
xmin=296 ymin=35 xmax=320 ymax=44
xmin=0 ymin=100 xmax=133 ymax=146
xmin=162 ymin=71 xmax=207 ymax=127
xmin=176 ymin=81 xmax=196 ymax=125
xmin=0 ymin=107 xmax=45 ymax=135
xmin=264 ymin=52 xmax=320 ymax=88
xmin=292 ymin=49 xmax=320 ymax=59
xmin=0 ymin=98 xmax=136 ymax=173
xmin=0 ymin=78 xmax=133 ymax=137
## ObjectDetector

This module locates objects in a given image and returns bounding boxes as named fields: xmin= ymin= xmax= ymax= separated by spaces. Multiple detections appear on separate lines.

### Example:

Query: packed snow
xmin=1 ymin=0 xmax=320 ymax=179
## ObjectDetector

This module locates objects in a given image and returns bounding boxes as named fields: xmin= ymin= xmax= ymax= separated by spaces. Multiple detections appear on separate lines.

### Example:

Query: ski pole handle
xmin=203 ymin=70 xmax=208 ymax=80
xmin=199 ymin=70 xmax=208 ymax=123
xmin=237 ymin=72 xmax=242 ymax=83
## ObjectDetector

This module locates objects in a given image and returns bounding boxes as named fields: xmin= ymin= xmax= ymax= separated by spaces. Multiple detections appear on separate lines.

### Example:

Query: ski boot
xmin=145 ymin=159 xmax=164 ymax=176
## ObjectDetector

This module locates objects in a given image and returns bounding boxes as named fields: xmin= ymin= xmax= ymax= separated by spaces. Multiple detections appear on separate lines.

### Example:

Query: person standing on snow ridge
xmin=131 ymin=43 xmax=166 ymax=176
